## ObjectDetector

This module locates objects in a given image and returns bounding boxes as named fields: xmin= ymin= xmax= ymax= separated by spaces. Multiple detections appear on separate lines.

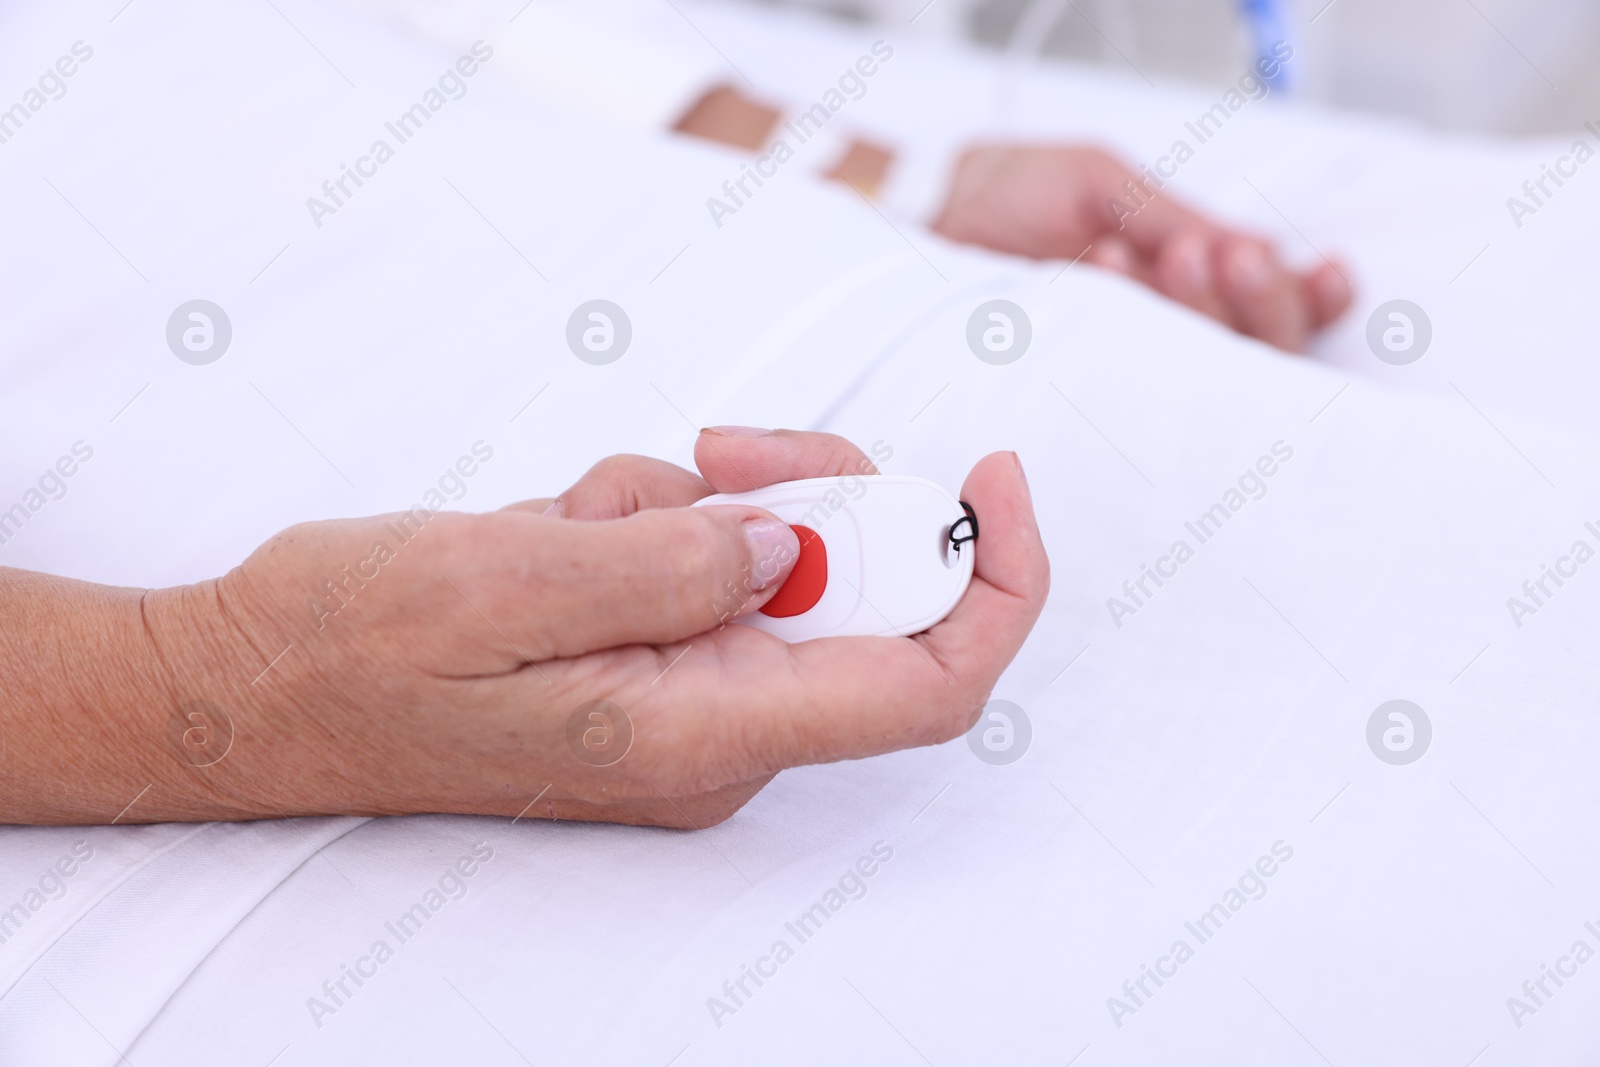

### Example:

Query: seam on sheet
xmin=115 ymin=816 xmax=373 ymax=1063
xmin=0 ymin=821 xmax=216 ymax=1002
xmin=807 ymin=270 xmax=1019 ymax=432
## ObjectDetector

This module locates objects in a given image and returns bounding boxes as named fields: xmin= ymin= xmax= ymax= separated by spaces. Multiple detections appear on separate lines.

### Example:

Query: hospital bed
xmin=1 ymin=1 xmax=1597 ymax=1063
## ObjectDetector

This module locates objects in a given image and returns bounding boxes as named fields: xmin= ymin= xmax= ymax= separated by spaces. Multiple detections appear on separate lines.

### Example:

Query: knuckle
xmin=666 ymin=512 xmax=741 ymax=589
xmin=587 ymin=453 xmax=650 ymax=483
xmin=572 ymin=454 xmax=650 ymax=507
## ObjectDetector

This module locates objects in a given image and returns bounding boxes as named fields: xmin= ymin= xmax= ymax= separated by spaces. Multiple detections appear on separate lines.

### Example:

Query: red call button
xmin=760 ymin=525 xmax=828 ymax=618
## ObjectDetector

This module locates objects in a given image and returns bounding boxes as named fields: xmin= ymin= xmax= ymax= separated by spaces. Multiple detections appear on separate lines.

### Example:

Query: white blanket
xmin=2 ymin=2 xmax=1597 ymax=1064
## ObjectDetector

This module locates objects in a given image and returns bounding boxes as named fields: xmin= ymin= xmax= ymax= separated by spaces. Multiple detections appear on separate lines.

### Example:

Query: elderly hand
xmin=2 ymin=429 xmax=1047 ymax=828
xmin=933 ymin=145 xmax=1353 ymax=352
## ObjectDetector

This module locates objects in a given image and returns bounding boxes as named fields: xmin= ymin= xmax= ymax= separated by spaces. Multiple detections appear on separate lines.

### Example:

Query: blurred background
xmin=742 ymin=0 xmax=1600 ymax=134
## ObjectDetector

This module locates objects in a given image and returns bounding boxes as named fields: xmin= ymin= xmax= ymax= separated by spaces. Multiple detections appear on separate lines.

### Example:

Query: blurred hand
xmin=74 ymin=429 xmax=1047 ymax=828
xmin=933 ymin=145 xmax=1354 ymax=352
xmin=670 ymin=87 xmax=1349 ymax=351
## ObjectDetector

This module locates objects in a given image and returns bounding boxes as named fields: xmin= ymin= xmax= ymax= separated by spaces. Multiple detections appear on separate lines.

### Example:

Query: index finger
xmin=693 ymin=427 xmax=881 ymax=493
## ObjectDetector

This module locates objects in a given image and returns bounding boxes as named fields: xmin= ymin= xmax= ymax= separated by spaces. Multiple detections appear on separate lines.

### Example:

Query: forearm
xmin=0 ymin=569 xmax=246 ymax=823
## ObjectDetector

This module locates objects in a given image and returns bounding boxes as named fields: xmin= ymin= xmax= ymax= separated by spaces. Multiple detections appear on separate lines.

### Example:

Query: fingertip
xmin=958 ymin=451 xmax=1048 ymax=602
xmin=739 ymin=514 xmax=801 ymax=593
xmin=1308 ymin=260 xmax=1355 ymax=327
xmin=1218 ymin=238 xmax=1310 ymax=352
xmin=1088 ymin=236 xmax=1137 ymax=277
xmin=693 ymin=429 xmax=767 ymax=494
xmin=1012 ymin=450 xmax=1030 ymax=503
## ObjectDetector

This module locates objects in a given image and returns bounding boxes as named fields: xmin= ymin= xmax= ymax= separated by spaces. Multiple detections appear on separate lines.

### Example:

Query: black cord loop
xmin=949 ymin=501 xmax=979 ymax=554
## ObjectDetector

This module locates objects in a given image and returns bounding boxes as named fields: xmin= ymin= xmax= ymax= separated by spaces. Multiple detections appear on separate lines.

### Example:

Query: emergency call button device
xmin=695 ymin=475 xmax=977 ymax=641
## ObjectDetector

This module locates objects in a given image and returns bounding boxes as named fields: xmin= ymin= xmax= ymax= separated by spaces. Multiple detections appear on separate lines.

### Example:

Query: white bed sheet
xmin=1 ymin=2 xmax=1598 ymax=1064
xmin=589 ymin=0 xmax=1600 ymax=436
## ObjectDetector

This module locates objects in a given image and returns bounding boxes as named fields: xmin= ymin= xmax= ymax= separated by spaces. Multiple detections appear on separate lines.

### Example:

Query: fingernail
xmin=1316 ymin=263 xmax=1352 ymax=307
xmin=704 ymin=426 xmax=772 ymax=438
xmin=542 ymin=499 xmax=565 ymax=517
xmin=1012 ymin=451 xmax=1030 ymax=498
xmin=1230 ymin=244 xmax=1271 ymax=293
xmin=743 ymin=518 xmax=800 ymax=591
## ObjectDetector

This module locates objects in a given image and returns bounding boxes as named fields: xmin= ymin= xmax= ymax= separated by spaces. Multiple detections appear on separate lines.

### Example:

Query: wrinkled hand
xmin=933 ymin=145 xmax=1353 ymax=352
xmin=149 ymin=429 xmax=1047 ymax=828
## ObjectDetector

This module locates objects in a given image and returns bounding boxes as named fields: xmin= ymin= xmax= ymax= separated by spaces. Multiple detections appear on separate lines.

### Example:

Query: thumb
xmin=462 ymin=505 xmax=801 ymax=658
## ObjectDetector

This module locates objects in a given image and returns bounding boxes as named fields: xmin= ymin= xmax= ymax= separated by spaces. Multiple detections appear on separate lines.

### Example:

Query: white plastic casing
xmin=693 ymin=475 xmax=976 ymax=641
